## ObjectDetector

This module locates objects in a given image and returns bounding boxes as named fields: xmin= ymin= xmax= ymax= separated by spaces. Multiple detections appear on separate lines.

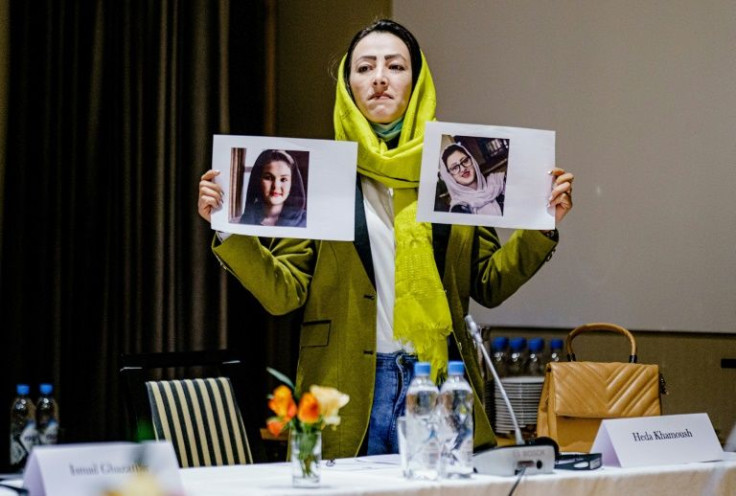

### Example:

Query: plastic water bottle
xmin=490 ymin=336 xmax=510 ymax=378
xmin=438 ymin=361 xmax=474 ymax=478
xmin=548 ymin=338 xmax=564 ymax=364
xmin=485 ymin=336 xmax=509 ymax=424
xmin=507 ymin=337 xmax=528 ymax=376
xmin=10 ymin=384 xmax=37 ymax=471
xmin=526 ymin=338 xmax=546 ymax=376
xmin=36 ymin=384 xmax=59 ymax=445
xmin=404 ymin=362 xmax=440 ymax=480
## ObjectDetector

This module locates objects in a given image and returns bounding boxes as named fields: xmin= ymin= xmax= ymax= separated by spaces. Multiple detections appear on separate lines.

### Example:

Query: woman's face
xmin=260 ymin=160 xmax=292 ymax=207
xmin=348 ymin=32 xmax=413 ymax=124
xmin=445 ymin=150 xmax=477 ymax=187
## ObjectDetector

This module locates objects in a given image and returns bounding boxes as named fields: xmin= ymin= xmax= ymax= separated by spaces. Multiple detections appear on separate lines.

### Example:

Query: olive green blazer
xmin=213 ymin=212 xmax=556 ymax=460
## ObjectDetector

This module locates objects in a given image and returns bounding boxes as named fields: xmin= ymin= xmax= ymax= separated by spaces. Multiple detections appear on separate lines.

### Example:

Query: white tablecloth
xmin=180 ymin=452 xmax=736 ymax=496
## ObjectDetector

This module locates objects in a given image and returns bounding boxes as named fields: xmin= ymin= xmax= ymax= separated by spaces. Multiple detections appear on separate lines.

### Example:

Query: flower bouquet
xmin=266 ymin=367 xmax=350 ymax=487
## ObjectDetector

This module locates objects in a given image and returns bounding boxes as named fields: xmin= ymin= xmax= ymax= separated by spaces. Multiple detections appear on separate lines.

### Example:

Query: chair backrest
xmin=146 ymin=377 xmax=251 ymax=467
xmin=119 ymin=350 xmax=265 ymax=467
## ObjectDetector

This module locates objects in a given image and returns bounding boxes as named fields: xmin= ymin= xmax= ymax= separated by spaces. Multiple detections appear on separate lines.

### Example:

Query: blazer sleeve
xmin=212 ymin=234 xmax=316 ymax=315
xmin=471 ymin=228 xmax=557 ymax=308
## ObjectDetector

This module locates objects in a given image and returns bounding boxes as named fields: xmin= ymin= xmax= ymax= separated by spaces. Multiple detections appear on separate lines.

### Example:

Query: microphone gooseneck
xmin=464 ymin=314 xmax=557 ymax=476
xmin=464 ymin=314 xmax=524 ymax=445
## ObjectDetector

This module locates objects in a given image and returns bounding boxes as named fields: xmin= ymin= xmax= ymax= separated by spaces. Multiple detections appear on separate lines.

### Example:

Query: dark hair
xmin=441 ymin=144 xmax=468 ymax=170
xmin=244 ymin=149 xmax=306 ymax=214
xmin=342 ymin=19 xmax=422 ymax=98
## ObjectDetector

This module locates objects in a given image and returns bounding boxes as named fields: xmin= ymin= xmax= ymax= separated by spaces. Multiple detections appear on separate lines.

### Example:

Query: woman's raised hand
xmin=548 ymin=168 xmax=574 ymax=224
xmin=198 ymin=169 xmax=223 ymax=222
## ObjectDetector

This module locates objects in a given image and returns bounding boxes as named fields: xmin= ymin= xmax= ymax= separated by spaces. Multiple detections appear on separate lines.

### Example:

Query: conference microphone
xmin=465 ymin=314 xmax=557 ymax=476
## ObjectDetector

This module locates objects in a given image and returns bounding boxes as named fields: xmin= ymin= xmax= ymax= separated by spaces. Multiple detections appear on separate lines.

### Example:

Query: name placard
xmin=23 ymin=441 xmax=182 ymax=496
xmin=591 ymin=413 xmax=724 ymax=467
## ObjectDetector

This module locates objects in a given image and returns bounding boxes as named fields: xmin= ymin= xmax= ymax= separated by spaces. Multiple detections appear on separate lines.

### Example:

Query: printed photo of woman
xmin=240 ymin=149 xmax=308 ymax=227
xmin=437 ymin=142 xmax=506 ymax=215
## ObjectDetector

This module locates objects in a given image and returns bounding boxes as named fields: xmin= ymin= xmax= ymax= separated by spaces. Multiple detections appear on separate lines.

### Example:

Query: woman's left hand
xmin=548 ymin=168 xmax=574 ymax=224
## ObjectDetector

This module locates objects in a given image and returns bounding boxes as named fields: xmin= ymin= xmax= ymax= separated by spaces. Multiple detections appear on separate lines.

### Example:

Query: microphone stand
xmin=465 ymin=315 xmax=556 ymax=476
xmin=467 ymin=316 xmax=524 ymax=446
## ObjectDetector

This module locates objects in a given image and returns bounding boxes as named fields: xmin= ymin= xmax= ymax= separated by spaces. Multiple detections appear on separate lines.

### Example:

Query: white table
xmin=181 ymin=452 xmax=736 ymax=496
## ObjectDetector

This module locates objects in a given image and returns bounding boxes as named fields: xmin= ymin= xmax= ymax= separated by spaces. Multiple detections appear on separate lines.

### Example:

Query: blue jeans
xmin=366 ymin=352 xmax=417 ymax=455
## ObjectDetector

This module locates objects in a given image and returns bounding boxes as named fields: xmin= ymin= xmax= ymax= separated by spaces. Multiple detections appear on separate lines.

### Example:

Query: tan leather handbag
xmin=536 ymin=323 xmax=664 ymax=453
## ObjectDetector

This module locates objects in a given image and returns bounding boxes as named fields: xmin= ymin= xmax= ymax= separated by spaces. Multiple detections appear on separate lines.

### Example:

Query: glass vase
xmin=290 ymin=429 xmax=322 ymax=487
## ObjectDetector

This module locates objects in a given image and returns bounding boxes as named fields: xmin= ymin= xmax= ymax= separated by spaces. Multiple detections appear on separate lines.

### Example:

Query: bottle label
xmin=21 ymin=421 xmax=38 ymax=451
xmin=438 ymin=389 xmax=474 ymax=477
xmin=39 ymin=420 xmax=59 ymax=445
xmin=10 ymin=422 xmax=37 ymax=466
xmin=10 ymin=434 xmax=27 ymax=466
xmin=404 ymin=416 xmax=441 ymax=480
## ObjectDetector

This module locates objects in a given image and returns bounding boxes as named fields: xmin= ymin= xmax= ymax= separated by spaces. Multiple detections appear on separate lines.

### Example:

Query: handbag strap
xmin=566 ymin=322 xmax=638 ymax=363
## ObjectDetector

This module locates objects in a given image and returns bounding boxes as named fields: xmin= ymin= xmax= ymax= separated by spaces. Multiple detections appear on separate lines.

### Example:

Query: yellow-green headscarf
xmin=334 ymin=52 xmax=452 ymax=381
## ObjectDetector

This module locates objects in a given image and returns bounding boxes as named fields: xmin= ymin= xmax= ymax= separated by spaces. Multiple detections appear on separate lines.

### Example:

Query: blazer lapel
xmin=353 ymin=182 xmax=375 ymax=287
xmin=432 ymin=222 xmax=451 ymax=278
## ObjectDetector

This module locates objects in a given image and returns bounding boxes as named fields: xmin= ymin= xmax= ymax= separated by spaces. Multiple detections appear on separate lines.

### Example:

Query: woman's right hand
xmin=198 ymin=169 xmax=223 ymax=222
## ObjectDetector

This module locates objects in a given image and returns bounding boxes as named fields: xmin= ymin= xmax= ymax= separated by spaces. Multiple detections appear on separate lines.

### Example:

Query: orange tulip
xmin=297 ymin=392 xmax=320 ymax=424
xmin=266 ymin=417 xmax=288 ymax=436
xmin=268 ymin=385 xmax=297 ymax=421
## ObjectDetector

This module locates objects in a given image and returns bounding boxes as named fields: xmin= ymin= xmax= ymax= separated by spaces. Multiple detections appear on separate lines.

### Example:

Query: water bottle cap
xmin=447 ymin=361 xmax=465 ymax=375
xmin=17 ymin=384 xmax=30 ymax=396
xmin=491 ymin=336 xmax=509 ymax=350
xmin=509 ymin=337 xmax=527 ymax=351
xmin=414 ymin=362 xmax=431 ymax=376
xmin=528 ymin=337 xmax=545 ymax=352
xmin=40 ymin=383 xmax=53 ymax=395
xmin=550 ymin=338 xmax=564 ymax=350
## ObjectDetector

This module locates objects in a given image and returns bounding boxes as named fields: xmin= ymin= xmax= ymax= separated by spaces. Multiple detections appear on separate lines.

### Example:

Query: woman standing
xmin=198 ymin=19 xmax=573 ymax=460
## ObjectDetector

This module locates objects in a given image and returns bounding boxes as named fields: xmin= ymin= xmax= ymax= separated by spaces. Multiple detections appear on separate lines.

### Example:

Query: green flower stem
xmin=297 ymin=432 xmax=318 ymax=476
xmin=293 ymin=430 xmax=320 ymax=479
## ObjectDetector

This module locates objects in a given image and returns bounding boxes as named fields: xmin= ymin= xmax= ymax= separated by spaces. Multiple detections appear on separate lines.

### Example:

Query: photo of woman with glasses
xmin=437 ymin=141 xmax=506 ymax=215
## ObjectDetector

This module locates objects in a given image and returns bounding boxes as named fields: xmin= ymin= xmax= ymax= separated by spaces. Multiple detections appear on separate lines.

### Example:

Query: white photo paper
xmin=210 ymin=135 xmax=358 ymax=241
xmin=417 ymin=121 xmax=556 ymax=230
